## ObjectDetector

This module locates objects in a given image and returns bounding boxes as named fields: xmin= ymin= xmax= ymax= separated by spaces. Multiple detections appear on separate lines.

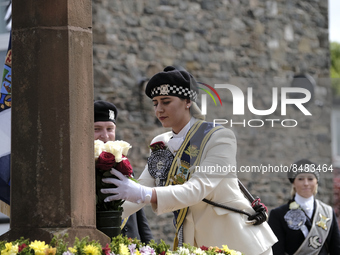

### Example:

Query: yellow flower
xmin=68 ymin=247 xmax=77 ymax=253
xmin=83 ymin=244 xmax=101 ymax=255
xmin=29 ymin=241 xmax=49 ymax=255
xmin=1 ymin=242 xmax=18 ymax=255
xmin=45 ymin=247 xmax=57 ymax=255
xmin=119 ymin=243 xmax=129 ymax=255
xmin=94 ymin=140 xmax=105 ymax=160
xmin=135 ymin=250 xmax=141 ymax=255
xmin=222 ymin=245 xmax=230 ymax=252
xmin=229 ymin=250 xmax=242 ymax=255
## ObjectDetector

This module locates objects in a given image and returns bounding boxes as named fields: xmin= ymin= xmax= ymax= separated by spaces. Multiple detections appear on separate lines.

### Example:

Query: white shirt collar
xmin=171 ymin=117 xmax=196 ymax=138
xmin=168 ymin=117 xmax=196 ymax=154
xmin=295 ymin=193 xmax=314 ymax=217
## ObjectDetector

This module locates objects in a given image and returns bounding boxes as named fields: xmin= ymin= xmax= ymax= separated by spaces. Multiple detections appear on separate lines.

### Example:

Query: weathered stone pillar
xmin=0 ymin=0 xmax=109 ymax=244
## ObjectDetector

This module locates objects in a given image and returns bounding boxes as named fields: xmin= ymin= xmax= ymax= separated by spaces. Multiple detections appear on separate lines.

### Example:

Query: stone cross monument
xmin=0 ymin=0 xmax=109 ymax=244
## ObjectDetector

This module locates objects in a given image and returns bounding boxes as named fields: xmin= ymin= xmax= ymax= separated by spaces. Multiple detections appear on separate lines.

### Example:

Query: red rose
xmin=96 ymin=151 xmax=116 ymax=171
xmin=149 ymin=141 xmax=166 ymax=151
xmin=116 ymin=156 xmax=133 ymax=177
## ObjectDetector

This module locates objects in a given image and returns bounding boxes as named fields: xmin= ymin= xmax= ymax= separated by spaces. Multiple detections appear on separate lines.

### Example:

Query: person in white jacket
xmin=101 ymin=66 xmax=277 ymax=255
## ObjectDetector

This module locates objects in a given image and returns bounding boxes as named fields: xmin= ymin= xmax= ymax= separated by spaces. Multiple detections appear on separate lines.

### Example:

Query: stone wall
xmin=92 ymin=0 xmax=331 ymax=245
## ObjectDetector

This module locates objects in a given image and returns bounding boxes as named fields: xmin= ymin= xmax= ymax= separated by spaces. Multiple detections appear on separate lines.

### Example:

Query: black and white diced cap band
xmin=151 ymin=84 xmax=197 ymax=101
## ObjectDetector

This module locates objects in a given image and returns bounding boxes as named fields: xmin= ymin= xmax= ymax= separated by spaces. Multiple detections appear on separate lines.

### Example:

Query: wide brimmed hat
xmin=288 ymin=159 xmax=320 ymax=183
xmin=94 ymin=100 xmax=118 ymax=123
xmin=145 ymin=66 xmax=199 ymax=101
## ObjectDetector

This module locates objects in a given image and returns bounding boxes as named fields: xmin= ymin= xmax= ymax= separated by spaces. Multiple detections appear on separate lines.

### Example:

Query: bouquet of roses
xmin=95 ymin=139 xmax=133 ymax=211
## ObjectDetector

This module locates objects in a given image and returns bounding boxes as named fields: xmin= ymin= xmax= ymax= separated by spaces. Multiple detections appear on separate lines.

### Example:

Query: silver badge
xmin=159 ymin=84 xmax=170 ymax=95
xmin=147 ymin=149 xmax=174 ymax=187
xmin=157 ymin=160 xmax=165 ymax=170
xmin=109 ymin=109 xmax=115 ymax=121
xmin=284 ymin=209 xmax=306 ymax=230
xmin=308 ymin=235 xmax=322 ymax=249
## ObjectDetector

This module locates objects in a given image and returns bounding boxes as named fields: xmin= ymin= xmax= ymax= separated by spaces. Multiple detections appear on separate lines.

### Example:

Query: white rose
xmin=114 ymin=140 xmax=132 ymax=156
xmin=289 ymin=201 xmax=300 ymax=210
xmin=94 ymin=140 xmax=105 ymax=160
xmin=114 ymin=154 xmax=124 ymax=163
xmin=104 ymin=141 xmax=123 ymax=162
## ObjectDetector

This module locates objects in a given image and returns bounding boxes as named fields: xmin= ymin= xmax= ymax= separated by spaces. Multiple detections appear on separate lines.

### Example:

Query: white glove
xmin=101 ymin=169 xmax=153 ymax=204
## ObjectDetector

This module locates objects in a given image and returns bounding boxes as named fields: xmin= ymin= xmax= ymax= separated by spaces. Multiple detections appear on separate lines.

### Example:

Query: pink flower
xmin=18 ymin=244 xmax=28 ymax=253
xmin=102 ymin=243 xmax=111 ymax=255
xmin=200 ymin=246 xmax=209 ymax=251
xmin=139 ymin=246 xmax=156 ymax=255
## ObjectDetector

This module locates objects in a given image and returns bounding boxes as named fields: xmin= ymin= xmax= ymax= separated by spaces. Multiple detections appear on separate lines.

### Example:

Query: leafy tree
xmin=331 ymin=42 xmax=340 ymax=95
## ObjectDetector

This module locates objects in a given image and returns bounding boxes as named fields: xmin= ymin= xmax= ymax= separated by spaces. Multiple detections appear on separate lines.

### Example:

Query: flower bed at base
xmin=0 ymin=235 xmax=243 ymax=255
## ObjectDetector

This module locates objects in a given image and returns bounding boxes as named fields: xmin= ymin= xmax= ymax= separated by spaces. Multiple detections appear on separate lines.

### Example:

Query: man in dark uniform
xmin=94 ymin=100 xmax=153 ymax=243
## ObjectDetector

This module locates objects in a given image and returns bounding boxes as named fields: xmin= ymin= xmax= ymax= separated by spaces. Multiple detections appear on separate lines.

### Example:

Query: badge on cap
xmin=109 ymin=109 xmax=115 ymax=121
xmin=159 ymin=84 xmax=170 ymax=95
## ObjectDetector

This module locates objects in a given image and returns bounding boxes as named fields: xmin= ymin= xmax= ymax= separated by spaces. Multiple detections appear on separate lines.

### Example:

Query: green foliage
xmin=17 ymin=244 xmax=33 ymax=255
xmin=72 ymin=236 xmax=102 ymax=255
xmin=331 ymin=42 xmax=340 ymax=95
xmin=49 ymin=234 xmax=69 ymax=255
xmin=0 ymin=240 xmax=5 ymax=252
xmin=148 ymin=239 xmax=170 ymax=254
xmin=17 ymin=238 xmax=31 ymax=255
xmin=109 ymin=235 xmax=132 ymax=254
xmin=109 ymin=235 xmax=146 ymax=254
xmin=331 ymin=42 xmax=340 ymax=74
